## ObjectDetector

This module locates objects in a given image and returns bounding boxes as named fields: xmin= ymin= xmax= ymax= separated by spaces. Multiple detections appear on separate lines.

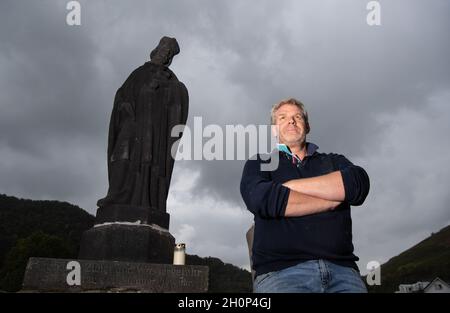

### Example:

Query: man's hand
xmin=282 ymin=180 xmax=296 ymax=190
xmin=284 ymin=190 xmax=341 ymax=217
xmin=282 ymin=171 xmax=346 ymax=202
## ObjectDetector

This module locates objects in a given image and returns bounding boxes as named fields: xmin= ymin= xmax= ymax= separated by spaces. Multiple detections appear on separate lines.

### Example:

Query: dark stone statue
xmin=96 ymin=36 xmax=188 ymax=229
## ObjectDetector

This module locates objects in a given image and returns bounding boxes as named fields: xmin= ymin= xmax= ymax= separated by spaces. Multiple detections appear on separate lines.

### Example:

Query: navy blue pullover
xmin=240 ymin=143 xmax=370 ymax=277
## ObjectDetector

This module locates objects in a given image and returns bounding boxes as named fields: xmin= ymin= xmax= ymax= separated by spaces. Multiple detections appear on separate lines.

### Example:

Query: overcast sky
xmin=1 ymin=0 xmax=449 ymax=275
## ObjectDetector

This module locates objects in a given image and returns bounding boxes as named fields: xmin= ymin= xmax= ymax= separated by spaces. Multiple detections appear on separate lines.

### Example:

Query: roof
xmin=423 ymin=277 xmax=450 ymax=292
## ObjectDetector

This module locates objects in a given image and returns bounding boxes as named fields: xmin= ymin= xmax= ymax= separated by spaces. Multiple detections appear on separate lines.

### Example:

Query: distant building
xmin=396 ymin=277 xmax=450 ymax=293
xmin=423 ymin=278 xmax=450 ymax=293
xmin=396 ymin=281 xmax=430 ymax=293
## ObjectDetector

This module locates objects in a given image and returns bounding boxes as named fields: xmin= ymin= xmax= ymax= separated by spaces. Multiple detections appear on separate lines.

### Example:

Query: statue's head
xmin=150 ymin=36 xmax=180 ymax=66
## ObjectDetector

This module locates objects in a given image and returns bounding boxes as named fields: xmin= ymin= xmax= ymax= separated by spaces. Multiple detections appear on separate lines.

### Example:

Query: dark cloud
xmin=1 ymin=0 xmax=449 ymax=271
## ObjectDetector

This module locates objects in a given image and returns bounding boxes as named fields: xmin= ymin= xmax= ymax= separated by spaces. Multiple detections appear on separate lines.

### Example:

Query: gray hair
xmin=271 ymin=98 xmax=309 ymax=132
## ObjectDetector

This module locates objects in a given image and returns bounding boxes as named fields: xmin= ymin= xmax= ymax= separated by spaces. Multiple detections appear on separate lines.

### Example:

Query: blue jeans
xmin=254 ymin=260 xmax=368 ymax=293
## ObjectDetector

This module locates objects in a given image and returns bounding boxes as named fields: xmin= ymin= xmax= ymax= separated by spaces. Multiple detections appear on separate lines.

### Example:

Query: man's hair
xmin=271 ymin=98 xmax=310 ymax=132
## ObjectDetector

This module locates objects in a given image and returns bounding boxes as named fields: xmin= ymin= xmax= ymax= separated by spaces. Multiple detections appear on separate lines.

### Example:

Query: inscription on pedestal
xmin=23 ymin=257 xmax=208 ymax=293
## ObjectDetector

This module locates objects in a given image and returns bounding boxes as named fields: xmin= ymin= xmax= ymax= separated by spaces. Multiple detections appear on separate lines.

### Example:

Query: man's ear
xmin=305 ymin=122 xmax=310 ymax=134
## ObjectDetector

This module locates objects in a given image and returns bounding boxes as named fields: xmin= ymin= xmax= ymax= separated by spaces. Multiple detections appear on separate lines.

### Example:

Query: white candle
xmin=173 ymin=243 xmax=186 ymax=265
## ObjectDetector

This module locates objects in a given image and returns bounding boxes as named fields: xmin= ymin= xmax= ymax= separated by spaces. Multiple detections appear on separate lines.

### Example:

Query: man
xmin=240 ymin=98 xmax=370 ymax=293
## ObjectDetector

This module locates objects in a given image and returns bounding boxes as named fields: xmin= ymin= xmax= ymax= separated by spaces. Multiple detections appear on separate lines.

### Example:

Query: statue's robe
xmin=97 ymin=62 xmax=188 ymax=214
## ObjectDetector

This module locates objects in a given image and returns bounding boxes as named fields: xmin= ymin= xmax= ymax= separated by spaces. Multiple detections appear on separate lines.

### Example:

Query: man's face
xmin=273 ymin=104 xmax=308 ymax=146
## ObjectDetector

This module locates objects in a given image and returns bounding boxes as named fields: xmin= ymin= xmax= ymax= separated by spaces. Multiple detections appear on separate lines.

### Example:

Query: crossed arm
xmin=282 ymin=171 xmax=344 ymax=217
xmin=240 ymin=156 xmax=370 ymax=219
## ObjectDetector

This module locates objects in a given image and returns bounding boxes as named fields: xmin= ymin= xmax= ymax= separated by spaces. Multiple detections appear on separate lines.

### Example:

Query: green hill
xmin=367 ymin=224 xmax=450 ymax=293
xmin=0 ymin=193 xmax=252 ymax=292
xmin=0 ymin=194 xmax=95 ymax=269
xmin=186 ymin=254 xmax=252 ymax=293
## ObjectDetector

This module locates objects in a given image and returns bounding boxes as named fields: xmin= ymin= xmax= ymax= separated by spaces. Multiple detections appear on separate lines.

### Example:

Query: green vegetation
xmin=0 ymin=231 xmax=72 ymax=291
xmin=3 ymin=193 xmax=446 ymax=293
xmin=0 ymin=193 xmax=95 ymax=271
xmin=366 ymin=225 xmax=450 ymax=293
xmin=187 ymin=254 xmax=252 ymax=293
xmin=0 ymin=193 xmax=252 ymax=292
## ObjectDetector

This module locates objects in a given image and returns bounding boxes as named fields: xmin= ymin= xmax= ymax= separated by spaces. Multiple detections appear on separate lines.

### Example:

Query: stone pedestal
xmin=95 ymin=204 xmax=170 ymax=229
xmin=79 ymin=203 xmax=175 ymax=264
xmin=78 ymin=223 xmax=174 ymax=264
xmin=22 ymin=202 xmax=209 ymax=292
xmin=22 ymin=257 xmax=209 ymax=293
